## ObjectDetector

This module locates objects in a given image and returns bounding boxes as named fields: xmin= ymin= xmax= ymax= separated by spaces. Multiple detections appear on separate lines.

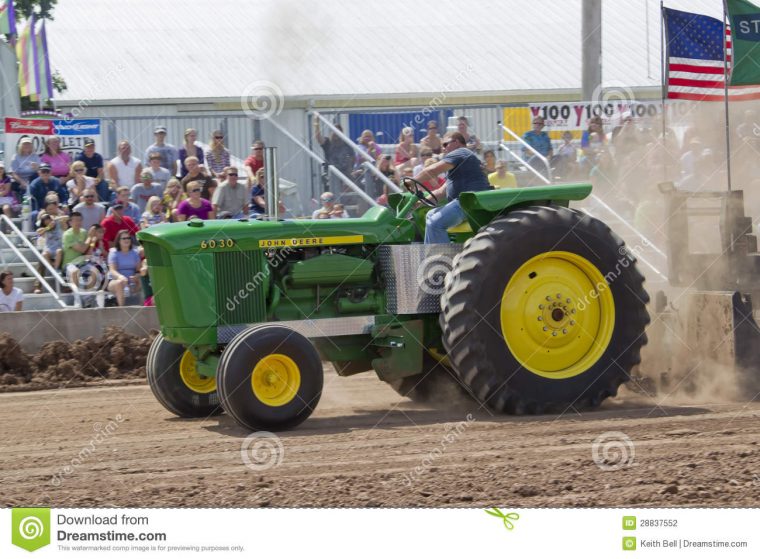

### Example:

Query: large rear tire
xmin=146 ymin=334 xmax=222 ymax=418
xmin=217 ymin=325 xmax=323 ymax=431
xmin=440 ymin=206 xmax=649 ymax=414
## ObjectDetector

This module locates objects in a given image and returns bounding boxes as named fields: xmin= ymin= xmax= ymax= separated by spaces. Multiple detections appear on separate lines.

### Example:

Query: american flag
xmin=664 ymin=7 xmax=760 ymax=101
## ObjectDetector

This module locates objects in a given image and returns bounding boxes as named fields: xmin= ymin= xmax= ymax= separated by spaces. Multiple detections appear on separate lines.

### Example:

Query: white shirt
xmin=0 ymin=287 xmax=24 ymax=312
xmin=110 ymin=155 xmax=141 ymax=188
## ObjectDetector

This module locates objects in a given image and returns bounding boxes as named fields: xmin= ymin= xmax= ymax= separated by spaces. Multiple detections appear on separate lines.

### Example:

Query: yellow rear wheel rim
xmin=179 ymin=350 xmax=217 ymax=394
xmin=500 ymin=251 xmax=615 ymax=379
xmin=251 ymin=354 xmax=301 ymax=407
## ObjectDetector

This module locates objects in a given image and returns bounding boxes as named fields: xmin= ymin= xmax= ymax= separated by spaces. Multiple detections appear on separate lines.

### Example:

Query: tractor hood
xmin=137 ymin=206 xmax=415 ymax=253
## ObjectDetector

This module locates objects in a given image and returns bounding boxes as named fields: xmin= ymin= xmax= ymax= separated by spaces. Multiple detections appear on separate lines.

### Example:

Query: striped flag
xmin=16 ymin=15 xmax=33 ymax=97
xmin=663 ymin=7 xmax=760 ymax=101
xmin=0 ymin=0 xmax=16 ymax=36
xmin=35 ymin=19 xmax=53 ymax=100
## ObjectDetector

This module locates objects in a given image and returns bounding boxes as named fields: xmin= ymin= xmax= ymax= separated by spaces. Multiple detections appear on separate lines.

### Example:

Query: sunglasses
xmin=84 ymin=195 xmax=95 ymax=199
xmin=253 ymin=147 xmax=263 ymax=151
xmin=40 ymin=169 xmax=51 ymax=173
xmin=119 ymin=237 xmax=131 ymax=241
xmin=74 ymin=169 xmax=85 ymax=172
xmin=191 ymin=188 xmax=202 ymax=193
xmin=442 ymin=141 xmax=454 ymax=147
xmin=227 ymin=172 xmax=238 ymax=176
xmin=214 ymin=136 xmax=224 ymax=140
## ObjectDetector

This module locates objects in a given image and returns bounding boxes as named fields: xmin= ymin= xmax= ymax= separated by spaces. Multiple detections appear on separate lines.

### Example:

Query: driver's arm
xmin=413 ymin=160 xmax=452 ymax=200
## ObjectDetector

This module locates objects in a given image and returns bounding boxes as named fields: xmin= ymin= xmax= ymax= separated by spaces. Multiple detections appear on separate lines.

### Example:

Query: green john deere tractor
xmin=138 ymin=178 xmax=649 ymax=431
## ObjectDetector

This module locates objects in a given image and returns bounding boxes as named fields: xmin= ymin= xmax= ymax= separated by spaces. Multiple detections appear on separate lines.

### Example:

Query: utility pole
xmin=581 ymin=0 xmax=603 ymax=101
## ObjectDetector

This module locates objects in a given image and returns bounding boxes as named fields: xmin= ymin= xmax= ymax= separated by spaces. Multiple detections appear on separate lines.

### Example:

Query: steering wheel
xmin=401 ymin=176 xmax=438 ymax=207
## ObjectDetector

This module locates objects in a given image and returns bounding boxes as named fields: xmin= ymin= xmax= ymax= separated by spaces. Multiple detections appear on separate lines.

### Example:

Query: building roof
xmin=46 ymin=0 xmax=724 ymax=104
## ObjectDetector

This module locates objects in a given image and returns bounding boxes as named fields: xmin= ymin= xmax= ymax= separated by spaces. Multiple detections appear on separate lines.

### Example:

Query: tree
xmin=13 ymin=0 xmax=58 ymax=21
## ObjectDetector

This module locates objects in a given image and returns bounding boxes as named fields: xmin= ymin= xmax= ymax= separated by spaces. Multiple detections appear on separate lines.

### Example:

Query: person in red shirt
xmin=101 ymin=203 xmax=139 ymax=250
xmin=243 ymin=140 xmax=265 ymax=179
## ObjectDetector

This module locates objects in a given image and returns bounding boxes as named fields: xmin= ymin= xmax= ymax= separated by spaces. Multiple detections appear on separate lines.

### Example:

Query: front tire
xmin=217 ymin=325 xmax=323 ymax=431
xmin=440 ymin=206 xmax=649 ymax=414
xmin=146 ymin=334 xmax=222 ymax=418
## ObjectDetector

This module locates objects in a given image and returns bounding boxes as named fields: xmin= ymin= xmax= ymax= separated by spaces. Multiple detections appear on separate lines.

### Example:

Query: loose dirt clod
xmin=0 ymin=327 xmax=157 ymax=392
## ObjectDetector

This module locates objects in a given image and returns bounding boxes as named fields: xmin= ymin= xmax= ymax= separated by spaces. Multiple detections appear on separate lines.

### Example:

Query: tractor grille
xmin=214 ymin=251 xmax=268 ymax=326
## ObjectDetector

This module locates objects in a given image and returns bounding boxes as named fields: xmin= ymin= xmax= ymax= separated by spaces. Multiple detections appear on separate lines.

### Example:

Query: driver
xmin=412 ymin=132 xmax=491 ymax=243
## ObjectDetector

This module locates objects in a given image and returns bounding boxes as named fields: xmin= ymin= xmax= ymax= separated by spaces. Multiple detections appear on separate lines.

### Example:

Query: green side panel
xmin=172 ymin=253 xmax=217 ymax=326
xmin=214 ymin=250 xmax=268 ymax=326
xmin=289 ymin=253 xmax=374 ymax=287
xmin=161 ymin=326 xmax=217 ymax=347
xmin=459 ymin=182 xmax=592 ymax=228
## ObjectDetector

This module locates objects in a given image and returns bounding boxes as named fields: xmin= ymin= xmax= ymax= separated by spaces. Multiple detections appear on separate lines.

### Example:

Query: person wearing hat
xmin=143 ymin=126 xmax=179 ymax=177
xmin=107 ymin=186 xmax=141 ymax=222
xmin=74 ymin=140 xmax=105 ymax=181
xmin=10 ymin=138 xmax=41 ymax=194
xmin=29 ymin=162 xmax=68 ymax=213
xmin=311 ymin=191 xmax=348 ymax=219
xmin=100 ymin=201 xmax=139 ymax=251
xmin=131 ymin=171 xmax=164 ymax=214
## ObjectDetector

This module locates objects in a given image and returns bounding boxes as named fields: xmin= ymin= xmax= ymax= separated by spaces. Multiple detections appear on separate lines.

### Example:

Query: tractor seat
xmin=447 ymin=221 xmax=472 ymax=233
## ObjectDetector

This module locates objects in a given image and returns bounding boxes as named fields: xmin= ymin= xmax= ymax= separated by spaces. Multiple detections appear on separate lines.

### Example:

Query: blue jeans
xmin=424 ymin=199 xmax=466 ymax=244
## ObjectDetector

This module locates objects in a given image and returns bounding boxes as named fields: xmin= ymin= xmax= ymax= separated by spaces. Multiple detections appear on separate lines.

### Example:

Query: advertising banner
xmin=3 ymin=117 xmax=102 ymax=163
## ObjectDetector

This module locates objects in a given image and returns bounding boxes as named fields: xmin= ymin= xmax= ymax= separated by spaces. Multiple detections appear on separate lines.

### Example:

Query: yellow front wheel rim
xmin=500 ymin=251 xmax=615 ymax=379
xmin=251 ymin=354 xmax=301 ymax=407
xmin=179 ymin=350 xmax=217 ymax=394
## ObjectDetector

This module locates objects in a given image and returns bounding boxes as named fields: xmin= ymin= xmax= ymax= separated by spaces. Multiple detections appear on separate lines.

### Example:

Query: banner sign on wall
xmin=3 ymin=117 xmax=102 ymax=162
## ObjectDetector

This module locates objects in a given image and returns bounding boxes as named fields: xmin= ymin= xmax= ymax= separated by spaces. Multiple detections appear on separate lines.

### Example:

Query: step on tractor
xmin=138 ymin=165 xmax=650 ymax=431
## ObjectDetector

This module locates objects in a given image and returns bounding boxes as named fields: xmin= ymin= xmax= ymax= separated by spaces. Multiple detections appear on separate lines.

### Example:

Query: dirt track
xmin=2 ymin=367 xmax=760 ymax=508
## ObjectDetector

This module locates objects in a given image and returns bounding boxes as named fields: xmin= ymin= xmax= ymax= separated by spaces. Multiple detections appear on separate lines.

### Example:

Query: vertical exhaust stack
xmin=264 ymin=147 xmax=279 ymax=220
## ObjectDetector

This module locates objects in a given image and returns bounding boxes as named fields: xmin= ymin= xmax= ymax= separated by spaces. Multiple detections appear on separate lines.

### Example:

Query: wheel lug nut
xmin=539 ymin=304 xmax=544 ymax=310
xmin=562 ymin=328 xmax=567 ymax=334
xmin=566 ymin=298 xmax=571 ymax=303
xmin=537 ymin=316 xmax=542 ymax=321
xmin=546 ymin=296 xmax=552 ymax=301
xmin=543 ymin=326 xmax=548 ymax=331
xmin=570 ymin=320 xmax=575 ymax=326
xmin=571 ymin=309 xmax=576 ymax=314
xmin=556 ymin=294 xmax=562 ymax=299
xmin=552 ymin=331 xmax=557 ymax=336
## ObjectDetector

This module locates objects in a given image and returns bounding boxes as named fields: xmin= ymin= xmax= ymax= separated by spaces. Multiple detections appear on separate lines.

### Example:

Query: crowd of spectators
xmin=2 ymin=125 xmax=277 ymax=310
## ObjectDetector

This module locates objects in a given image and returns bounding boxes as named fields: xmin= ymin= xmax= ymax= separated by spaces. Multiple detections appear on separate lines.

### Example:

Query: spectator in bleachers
xmin=107 ymin=186 xmax=141 ymax=222
xmin=356 ymin=130 xmax=382 ymax=170
xmin=62 ymin=211 xmax=89 ymax=279
xmin=522 ymin=116 xmax=553 ymax=169
xmin=482 ymin=150 xmax=497 ymax=174
xmin=420 ymin=121 xmax=443 ymax=154
xmin=421 ymin=156 xmax=445 ymax=192
xmin=162 ymin=178 xmax=186 ymax=222
xmin=0 ymin=162 xmax=10 ymax=189
xmin=0 ymin=271 xmax=23 ymax=312
xmin=244 ymin=140 xmax=266 ymax=178
xmin=176 ymin=181 xmax=215 ymax=221
xmin=580 ymin=116 xmax=606 ymax=169
xmin=10 ymin=138 xmax=40 ymax=194
xmin=41 ymin=136 xmax=72 ymax=182
xmin=249 ymin=168 xmax=267 ymax=216
xmin=413 ymin=147 xmax=434 ymax=175
xmin=488 ymin=160 xmax=517 ymax=189
xmin=108 ymin=140 xmax=143 ymax=189
xmin=75 ymin=140 xmax=105 ymax=182
xmin=144 ymin=126 xmax=179 ymax=176
xmin=131 ymin=171 xmax=164 ymax=214
xmin=36 ymin=200 xmax=68 ymax=272
xmin=107 ymin=232 xmax=142 ymax=306
xmin=66 ymin=161 xmax=97 ymax=206
xmin=589 ymin=149 xmax=618 ymax=200
xmin=30 ymin=163 xmax=68 ymax=211
xmin=178 ymin=128 xmax=205 ymax=178
xmin=314 ymin=120 xmax=355 ymax=188
xmin=181 ymin=156 xmax=216 ymax=200
xmin=212 ymin=166 xmax=248 ymax=219
xmin=0 ymin=174 xmax=20 ymax=220
xmin=394 ymin=127 xmax=419 ymax=167
xmin=457 ymin=116 xmax=482 ymax=153
xmin=101 ymin=202 xmax=139 ymax=251
xmin=140 ymin=196 xmax=167 ymax=229
xmin=73 ymin=188 xmax=106 ymax=230
xmin=679 ymin=137 xmax=702 ymax=180
xmin=363 ymin=154 xmax=398 ymax=202
xmin=144 ymin=152 xmax=172 ymax=188
xmin=205 ymin=130 xmax=231 ymax=178
xmin=312 ymin=192 xmax=348 ymax=219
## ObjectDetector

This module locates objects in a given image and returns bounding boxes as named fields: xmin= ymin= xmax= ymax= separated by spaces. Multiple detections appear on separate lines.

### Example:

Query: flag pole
xmin=723 ymin=0 xmax=733 ymax=191
xmin=660 ymin=0 xmax=668 ymax=183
